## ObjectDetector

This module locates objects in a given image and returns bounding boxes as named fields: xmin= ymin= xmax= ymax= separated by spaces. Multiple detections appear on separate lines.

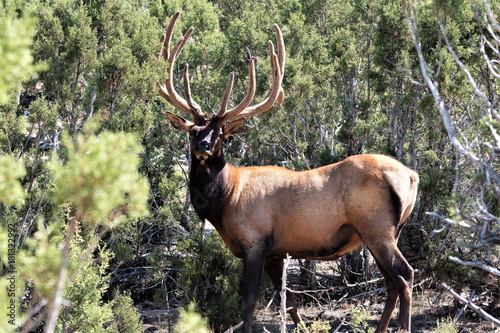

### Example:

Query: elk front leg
xmin=241 ymin=248 xmax=267 ymax=333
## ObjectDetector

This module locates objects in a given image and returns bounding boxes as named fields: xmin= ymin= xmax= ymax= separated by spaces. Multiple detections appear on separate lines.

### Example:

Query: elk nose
xmin=196 ymin=141 xmax=211 ymax=153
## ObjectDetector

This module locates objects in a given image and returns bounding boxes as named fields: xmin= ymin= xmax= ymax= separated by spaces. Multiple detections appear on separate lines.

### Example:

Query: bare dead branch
xmin=346 ymin=277 xmax=383 ymax=288
xmin=406 ymin=7 xmax=500 ymax=188
xmin=426 ymin=212 xmax=473 ymax=235
xmin=223 ymin=321 xmax=243 ymax=333
xmin=336 ymin=287 xmax=386 ymax=304
xmin=20 ymin=299 xmax=48 ymax=333
xmin=449 ymin=256 xmax=500 ymax=276
xmin=280 ymin=253 xmax=292 ymax=333
xmin=438 ymin=22 xmax=494 ymax=110
xmin=44 ymin=213 xmax=78 ymax=333
xmin=441 ymin=283 xmax=500 ymax=327
xmin=483 ymin=0 xmax=500 ymax=32
xmin=481 ymin=39 xmax=500 ymax=79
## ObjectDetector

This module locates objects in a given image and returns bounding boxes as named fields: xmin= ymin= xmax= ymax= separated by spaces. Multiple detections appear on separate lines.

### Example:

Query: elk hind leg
xmin=365 ymin=239 xmax=413 ymax=333
xmin=264 ymin=258 xmax=302 ymax=326
xmin=373 ymin=259 xmax=400 ymax=332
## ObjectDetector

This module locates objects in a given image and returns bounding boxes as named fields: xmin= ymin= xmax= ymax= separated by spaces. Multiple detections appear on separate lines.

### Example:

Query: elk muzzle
xmin=192 ymin=127 xmax=219 ymax=160
xmin=196 ymin=140 xmax=211 ymax=154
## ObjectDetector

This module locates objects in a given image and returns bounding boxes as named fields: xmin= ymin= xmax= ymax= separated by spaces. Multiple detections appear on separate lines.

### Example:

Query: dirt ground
xmin=139 ymin=286 xmax=499 ymax=332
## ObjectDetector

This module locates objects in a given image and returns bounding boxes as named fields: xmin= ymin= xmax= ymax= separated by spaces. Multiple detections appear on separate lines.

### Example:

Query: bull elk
xmin=158 ymin=11 xmax=419 ymax=333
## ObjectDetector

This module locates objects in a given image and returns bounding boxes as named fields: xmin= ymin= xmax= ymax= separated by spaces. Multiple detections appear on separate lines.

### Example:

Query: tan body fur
xmin=220 ymin=154 xmax=418 ymax=262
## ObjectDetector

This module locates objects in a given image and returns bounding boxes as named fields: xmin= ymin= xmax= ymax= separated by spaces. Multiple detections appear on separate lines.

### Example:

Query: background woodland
xmin=0 ymin=0 xmax=499 ymax=332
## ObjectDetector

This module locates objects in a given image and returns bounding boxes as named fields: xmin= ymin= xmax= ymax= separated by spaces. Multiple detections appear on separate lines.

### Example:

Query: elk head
xmin=159 ymin=11 xmax=285 ymax=162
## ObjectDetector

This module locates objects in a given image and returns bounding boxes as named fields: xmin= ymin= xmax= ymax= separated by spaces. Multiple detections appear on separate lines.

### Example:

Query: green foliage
xmin=294 ymin=319 xmax=331 ymax=333
xmin=17 ymin=220 xmax=64 ymax=300
xmin=314 ymin=147 xmax=337 ymax=166
xmin=7 ymin=125 xmax=149 ymax=331
xmin=1 ymin=91 xmax=149 ymax=333
xmin=50 ymin=128 xmax=149 ymax=224
xmin=176 ymin=232 xmax=243 ymax=331
xmin=110 ymin=291 xmax=144 ymax=333
xmin=29 ymin=0 xmax=164 ymax=134
xmin=174 ymin=303 xmax=210 ymax=333
xmin=0 ymin=157 xmax=26 ymax=332
xmin=56 ymin=239 xmax=116 ymax=333
xmin=0 ymin=104 xmax=28 ymax=154
xmin=422 ymin=0 xmax=464 ymax=18
xmin=433 ymin=316 xmax=459 ymax=333
xmin=33 ymin=1 xmax=98 ymax=129
xmin=349 ymin=307 xmax=375 ymax=333
xmin=426 ymin=236 xmax=477 ymax=286
xmin=0 ymin=8 xmax=45 ymax=104
xmin=0 ymin=156 xmax=25 ymax=207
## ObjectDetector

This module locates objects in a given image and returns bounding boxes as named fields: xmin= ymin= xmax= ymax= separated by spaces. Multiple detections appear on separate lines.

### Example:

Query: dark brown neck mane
xmin=189 ymin=150 xmax=230 ymax=229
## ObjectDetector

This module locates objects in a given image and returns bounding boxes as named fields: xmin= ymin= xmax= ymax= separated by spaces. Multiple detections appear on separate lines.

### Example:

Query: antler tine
xmin=218 ymin=49 xmax=256 ymax=120
xmin=157 ymin=11 xmax=203 ymax=118
xmin=222 ymin=24 xmax=285 ymax=121
xmin=184 ymin=63 xmax=202 ymax=114
xmin=217 ymin=72 xmax=235 ymax=118
xmin=274 ymin=24 xmax=285 ymax=77
xmin=232 ymin=38 xmax=284 ymax=120
xmin=158 ymin=34 xmax=167 ymax=60
xmin=274 ymin=24 xmax=285 ymax=106
xmin=171 ymin=27 xmax=193 ymax=63
xmin=158 ymin=11 xmax=179 ymax=61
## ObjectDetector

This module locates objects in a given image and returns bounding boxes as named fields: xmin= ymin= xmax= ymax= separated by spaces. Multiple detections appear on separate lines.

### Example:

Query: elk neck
xmin=188 ymin=148 xmax=232 ymax=230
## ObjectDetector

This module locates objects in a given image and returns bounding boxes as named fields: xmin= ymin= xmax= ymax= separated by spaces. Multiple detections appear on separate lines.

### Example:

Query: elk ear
xmin=223 ymin=119 xmax=245 ymax=139
xmin=165 ymin=111 xmax=194 ymax=132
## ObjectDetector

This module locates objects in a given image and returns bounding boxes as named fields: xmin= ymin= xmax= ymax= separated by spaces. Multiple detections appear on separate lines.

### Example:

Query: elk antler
xmin=216 ymin=49 xmax=256 ymax=120
xmin=217 ymin=24 xmax=286 ymax=122
xmin=159 ymin=11 xmax=285 ymax=122
xmin=158 ymin=11 xmax=203 ymax=118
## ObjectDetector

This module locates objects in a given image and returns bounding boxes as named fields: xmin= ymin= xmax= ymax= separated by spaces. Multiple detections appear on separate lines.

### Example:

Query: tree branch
xmin=449 ymin=256 xmax=500 ymax=276
xmin=441 ymin=283 xmax=500 ymax=327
